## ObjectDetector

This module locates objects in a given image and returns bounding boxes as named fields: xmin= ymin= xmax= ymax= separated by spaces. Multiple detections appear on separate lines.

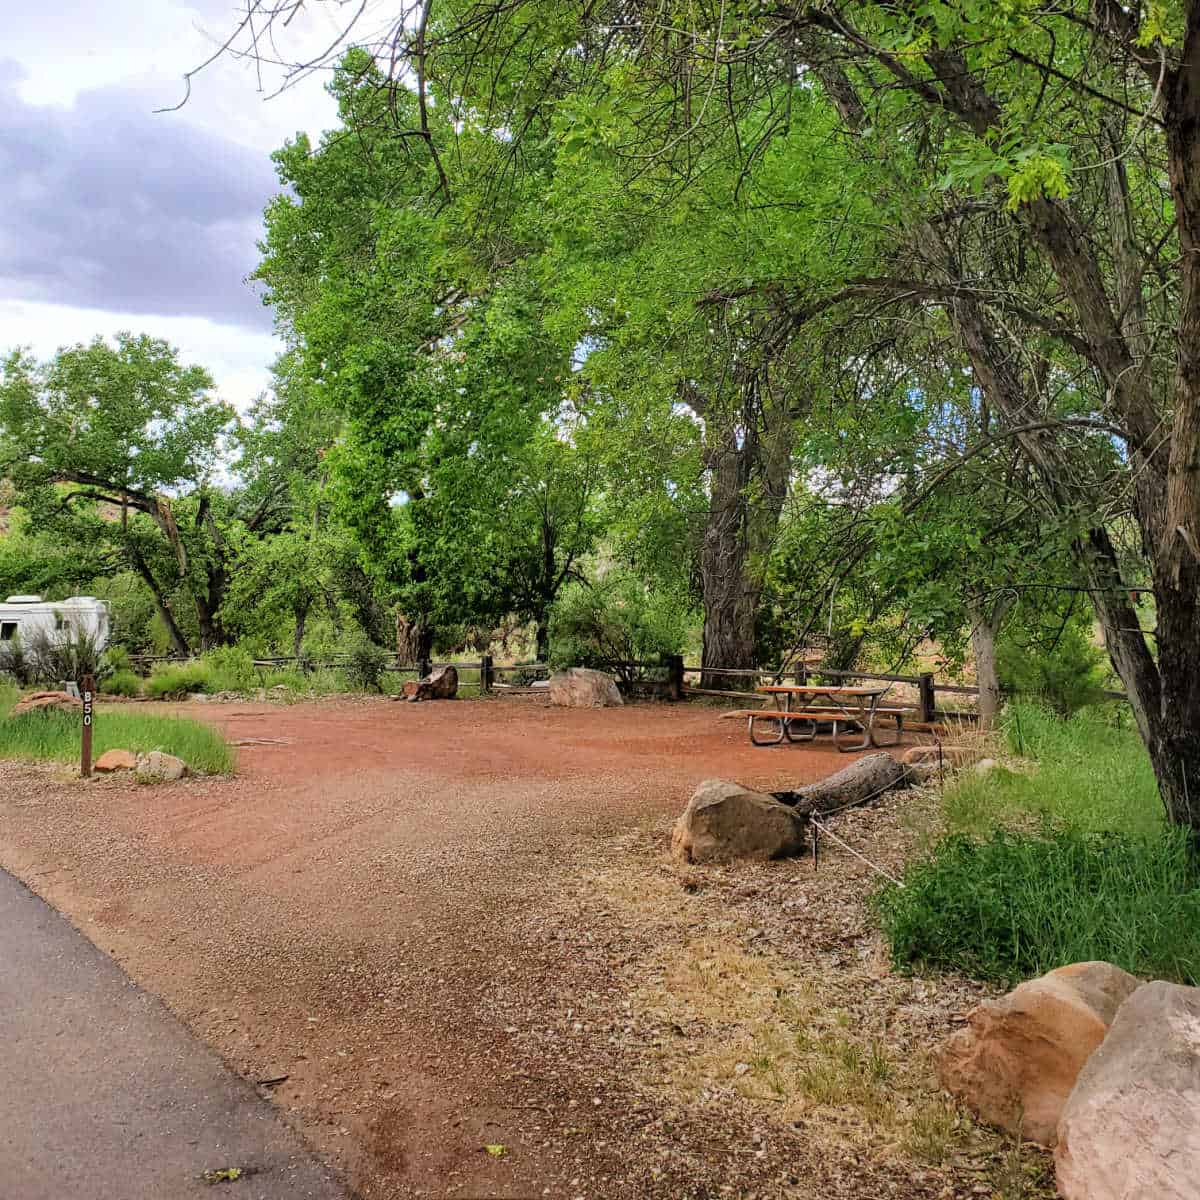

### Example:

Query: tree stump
xmin=403 ymin=664 xmax=458 ymax=702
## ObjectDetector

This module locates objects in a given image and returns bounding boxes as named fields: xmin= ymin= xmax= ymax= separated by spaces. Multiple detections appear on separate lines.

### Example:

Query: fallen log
xmin=771 ymin=751 xmax=908 ymax=817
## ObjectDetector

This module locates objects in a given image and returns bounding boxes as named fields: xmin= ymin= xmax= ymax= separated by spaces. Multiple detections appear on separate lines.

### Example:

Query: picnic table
xmin=747 ymin=684 xmax=902 ymax=752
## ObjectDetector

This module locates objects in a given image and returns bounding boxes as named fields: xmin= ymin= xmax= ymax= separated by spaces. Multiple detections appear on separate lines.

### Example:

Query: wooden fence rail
xmin=125 ymin=650 xmax=1124 ymax=718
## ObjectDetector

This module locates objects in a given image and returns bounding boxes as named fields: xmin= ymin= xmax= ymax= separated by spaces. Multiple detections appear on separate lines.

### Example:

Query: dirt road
xmin=0 ymin=696 xmax=876 ymax=1199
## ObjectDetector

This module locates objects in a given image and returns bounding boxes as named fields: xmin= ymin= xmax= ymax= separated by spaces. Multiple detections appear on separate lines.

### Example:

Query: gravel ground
xmin=0 ymin=697 xmax=1052 ymax=1199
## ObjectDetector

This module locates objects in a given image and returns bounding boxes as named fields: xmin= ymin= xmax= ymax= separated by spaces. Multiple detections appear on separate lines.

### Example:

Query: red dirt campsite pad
xmin=0 ymin=695 xmax=949 ymax=1200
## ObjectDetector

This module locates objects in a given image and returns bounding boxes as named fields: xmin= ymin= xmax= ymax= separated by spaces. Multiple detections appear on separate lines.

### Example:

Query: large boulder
xmin=11 ymin=690 xmax=83 ymax=717
xmin=937 ymin=961 xmax=1140 ymax=1146
xmin=671 ymin=779 xmax=806 ymax=864
xmin=548 ymin=667 xmax=623 ymax=708
xmin=1056 ymin=980 xmax=1200 ymax=1199
xmin=403 ymin=663 xmax=458 ymax=702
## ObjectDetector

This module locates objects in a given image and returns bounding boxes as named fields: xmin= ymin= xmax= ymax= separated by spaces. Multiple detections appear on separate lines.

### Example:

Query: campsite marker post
xmin=81 ymin=674 xmax=94 ymax=778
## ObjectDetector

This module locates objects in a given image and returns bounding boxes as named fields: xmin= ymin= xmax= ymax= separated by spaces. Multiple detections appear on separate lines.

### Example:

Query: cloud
xmin=0 ymin=63 xmax=284 ymax=331
xmin=0 ymin=298 xmax=282 ymax=415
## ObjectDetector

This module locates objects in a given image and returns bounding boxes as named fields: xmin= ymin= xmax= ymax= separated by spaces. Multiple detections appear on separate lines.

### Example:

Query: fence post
xmin=418 ymin=658 xmax=432 ymax=680
xmin=918 ymin=672 xmax=936 ymax=723
xmin=665 ymin=654 xmax=684 ymax=701
xmin=480 ymin=654 xmax=493 ymax=693
xmin=793 ymin=662 xmax=808 ymax=687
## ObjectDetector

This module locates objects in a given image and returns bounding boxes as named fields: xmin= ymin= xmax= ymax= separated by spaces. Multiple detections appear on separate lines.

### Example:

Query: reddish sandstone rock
xmin=1056 ymin=981 xmax=1200 ymax=1200
xmin=94 ymin=749 xmax=136 ymax=773
xmin=11 ymin=691 xmax=83 ymax=716
xmin=937 ymin=961 xmax=1140 ymax=1146
xmin=671 ymin=779 xmax=806 ymax=864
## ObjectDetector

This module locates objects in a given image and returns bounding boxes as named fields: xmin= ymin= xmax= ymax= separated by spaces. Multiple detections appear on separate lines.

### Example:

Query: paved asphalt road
xmin=0 ymin=869 xmax=353 ymax=1200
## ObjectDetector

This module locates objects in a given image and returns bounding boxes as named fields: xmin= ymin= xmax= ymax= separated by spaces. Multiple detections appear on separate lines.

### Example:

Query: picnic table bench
xmin=744 ymin=684 xmax=903 ymax=752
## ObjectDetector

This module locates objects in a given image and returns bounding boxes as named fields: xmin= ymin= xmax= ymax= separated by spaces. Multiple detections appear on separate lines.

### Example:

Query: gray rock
xmin=1057 ymin=980 xmax=1200 ymax=1199
xmin=135 ymin=751 xmax=190 ymax=783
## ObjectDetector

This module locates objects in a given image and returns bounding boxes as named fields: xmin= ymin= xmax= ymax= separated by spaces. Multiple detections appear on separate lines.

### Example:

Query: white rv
xmin=0 ymin=595 xmax=111 ymax=651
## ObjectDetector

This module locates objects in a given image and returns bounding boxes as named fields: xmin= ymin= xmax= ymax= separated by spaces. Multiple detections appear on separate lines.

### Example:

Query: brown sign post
xmin=81 ymin=673 xmax=95 ymax=778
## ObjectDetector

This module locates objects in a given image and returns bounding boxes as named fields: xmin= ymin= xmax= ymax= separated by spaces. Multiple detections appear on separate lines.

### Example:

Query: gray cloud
xmin=0 ymin=61 xmax=283 ymax=331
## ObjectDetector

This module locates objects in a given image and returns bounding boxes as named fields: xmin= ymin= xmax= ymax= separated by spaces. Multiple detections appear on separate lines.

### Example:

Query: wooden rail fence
xmin=125 ymin=650 xmax=1040 ymax=719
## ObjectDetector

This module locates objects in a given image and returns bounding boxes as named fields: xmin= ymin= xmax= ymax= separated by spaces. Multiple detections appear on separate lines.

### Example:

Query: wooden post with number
xmin=81 ymin=673 xmax=95 ymax=778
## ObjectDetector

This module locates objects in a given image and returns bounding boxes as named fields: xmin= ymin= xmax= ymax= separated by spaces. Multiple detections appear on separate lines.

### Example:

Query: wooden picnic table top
xmin=757 ymin=684 xmax=891 ymax=698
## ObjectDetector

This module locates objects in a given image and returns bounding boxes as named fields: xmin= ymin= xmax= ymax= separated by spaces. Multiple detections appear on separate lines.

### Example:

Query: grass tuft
xmin=0 ymin=698 xmax=233 ymax=775
xmin=875 ymin=826 xmax=1200 ymax=985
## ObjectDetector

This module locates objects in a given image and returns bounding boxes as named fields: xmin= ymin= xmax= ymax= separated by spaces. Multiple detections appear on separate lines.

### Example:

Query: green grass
xmin=877 ymin=701 xmax=1200 ymax=985
xmin=875 ymin=826 xmax=1200 ymax=985
xmin=944 ymin=701 xmax=1162 ymax=838
xmin=0 ymin=691 xmax=233 ymax=775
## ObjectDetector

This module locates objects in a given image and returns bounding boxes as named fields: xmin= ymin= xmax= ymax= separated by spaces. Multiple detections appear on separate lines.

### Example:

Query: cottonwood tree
xmin=195 ymin=2 xmax=1200 ymax=831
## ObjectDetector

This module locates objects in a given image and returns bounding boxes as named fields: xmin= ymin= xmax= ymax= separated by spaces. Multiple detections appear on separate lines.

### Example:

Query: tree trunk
xmin=697 ymin=376 xmax=793 ymax=688
xmin=395 ymin=612 xmax=434 ymax=666
xmin=772 ymin=752 xmax=908 ymax=816
xmin=293 ymin=603 xmax=309 ymax=660
xmin=127 ymin=543 xmax=190 ymax=657
xmin=968 ymin=596 xmax=1013 ymax=729
xmin=535 ymin=615 xmax=550 ymax=663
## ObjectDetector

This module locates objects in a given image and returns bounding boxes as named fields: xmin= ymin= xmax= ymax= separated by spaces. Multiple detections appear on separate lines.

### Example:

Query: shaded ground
xmin=0 ymin=868 xmax=350 ymax=1200
xmin=0 ymin=696 xmax=1051 ymax=1199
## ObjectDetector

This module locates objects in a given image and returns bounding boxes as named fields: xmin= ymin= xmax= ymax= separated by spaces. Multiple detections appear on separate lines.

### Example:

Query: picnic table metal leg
xmin=748 ymin=713 xmax=787 ymax=746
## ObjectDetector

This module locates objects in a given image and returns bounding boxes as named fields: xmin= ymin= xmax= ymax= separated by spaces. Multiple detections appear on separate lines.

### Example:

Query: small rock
xmin=937 ymin=961 xmax=1140 ymax=1146
xmin=135 ymin=750 xmax=190 ymax=782
xmin=902 ymin=744 xmax=974 ymax=767
xmin=94 ymin=748 xmax=137 ymax=773
xmin=1056 ymin=980 xmax=1200 ymax=1199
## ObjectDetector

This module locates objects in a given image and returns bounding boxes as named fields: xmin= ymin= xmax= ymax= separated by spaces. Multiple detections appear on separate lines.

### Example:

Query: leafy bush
xmin=874 ymin=826 xmax=1200 ymax=985
xmin=343 ymin=637 xmax=389 ymax=692
xmin=144 ymin=661 xmax=214 ymax=700
xmin=102 ymin=669 xmax=142 ymax=698
xmin=997 ymin=615 xmax=1107 ymax=715
xmin=0 ymin=635 xmax=34 ymax=685
xmin=548 ymin=576 xmax=693 ymax=679
xmin=102 ymin=645 xmax=134 ymax=675
xmin=202 ymin=645 xmax=258 ymax=692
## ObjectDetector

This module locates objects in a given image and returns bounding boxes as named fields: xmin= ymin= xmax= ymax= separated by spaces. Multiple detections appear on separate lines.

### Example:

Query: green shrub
xmin=548 ymin=576 xmax=693 ymax=677
xmin=0 ymin=635 xmax=33 ymax=685
xmin=102 ymin=670 xmax=142 ymax=698
xmin=0 ymin=706 xmax=233 ymax=774
xmin=343 ymin=638 xmax=389 ymax=692
xmin=144 ymin=661 xmax=214 ymax=699
xmin=874 ymin=826 xmax=1200 ymax=985
xmin=102 ymin=645 xmax=134 ymax=675
xmin=202 ymin=645 xmax=258 ymax=692
xmin=997 ymin=616 xmax=1107 ymax=715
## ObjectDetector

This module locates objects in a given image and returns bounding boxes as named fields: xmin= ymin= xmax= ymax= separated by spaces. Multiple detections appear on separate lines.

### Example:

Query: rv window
xmin=0 ymin=622 xmax=16 ymax=641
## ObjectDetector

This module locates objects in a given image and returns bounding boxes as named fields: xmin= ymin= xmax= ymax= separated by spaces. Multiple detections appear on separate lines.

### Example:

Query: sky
xmin=0 ymin=1 xmax=363 ymax=411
